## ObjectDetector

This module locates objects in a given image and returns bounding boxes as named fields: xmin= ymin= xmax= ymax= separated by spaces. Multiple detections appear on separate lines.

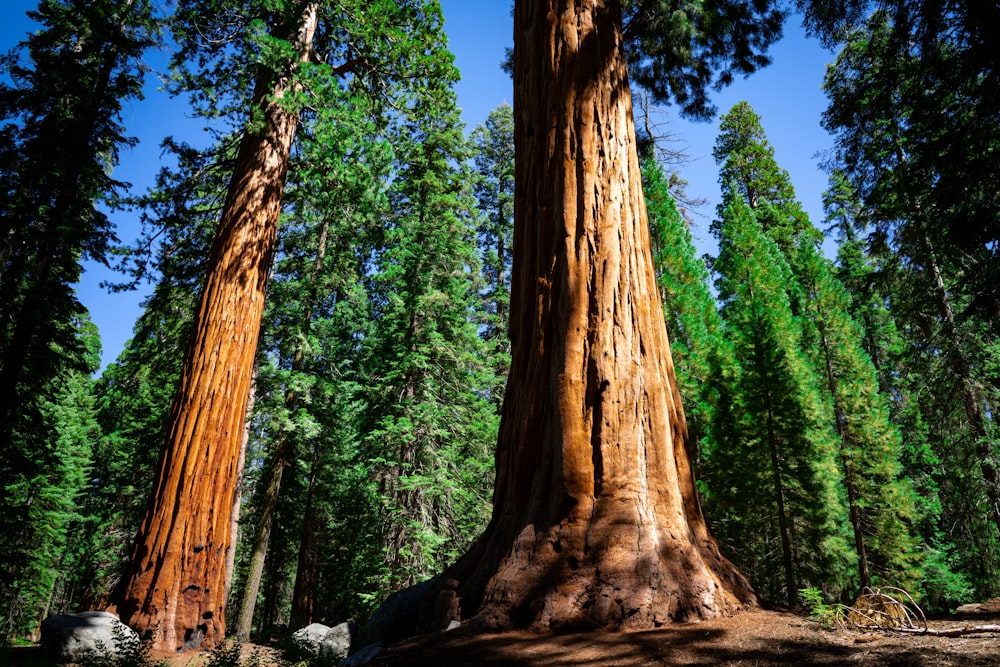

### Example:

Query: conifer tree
xmin=114 ymin=1 xmax=463 ymax=649
xmin=714 ymin=101 xmax=923 ymax=596
xmin=822 ymin=172 xmax=978 ymax=605
xmin=0 ymin=0 xmax=154 ymax=640
xmin=360 ymin=31 xmax=497 ymax=592
xmin=0 ymin=318 xmax=101 ymax=641
xmin=712 ymin=193 xmax=851 ymax=604
xmin=54 ymin=134 xmax=237 ymax=626
xmin=417 ymin=0 xmax=792 ymax=633
xmin=0 ymin=0 xmax=156 ymax=449
xmin=640 ymin=150 xmax=737 ymax=471
xmin=469 ymin=103 xmax=515 ymax=400
xmin=113 ymin=2 xmax=321 ymax=647
xmin=792 ymin=237 xmax=922 ymax=591
xmin=712 ymin=102 xmax=815 ymax=256
xmin=822 ymin=13 xmax=1000 ymax=595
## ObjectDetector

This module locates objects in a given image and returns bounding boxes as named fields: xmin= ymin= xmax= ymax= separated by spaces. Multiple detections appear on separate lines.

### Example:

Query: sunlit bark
xmin=423 ymin=0 xmax=755 ymax=633
xmin=112 ymin=5 xmax=319 ymax=651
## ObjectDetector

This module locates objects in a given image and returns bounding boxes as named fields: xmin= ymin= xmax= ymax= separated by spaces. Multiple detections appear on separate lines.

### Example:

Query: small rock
xmin=291 ymin=621 xmax=352 ymax=661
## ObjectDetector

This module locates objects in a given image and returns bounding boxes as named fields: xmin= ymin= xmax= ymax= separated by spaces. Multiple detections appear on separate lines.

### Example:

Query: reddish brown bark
xmin=112 ymin=5 xmax=318 ymax=651
xmin=422 ymin=0 xmax=755 ymax=634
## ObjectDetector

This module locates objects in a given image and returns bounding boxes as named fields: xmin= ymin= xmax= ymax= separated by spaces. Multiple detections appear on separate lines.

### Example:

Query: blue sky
xmin=1 ymin=2 xmax=838 ymax=372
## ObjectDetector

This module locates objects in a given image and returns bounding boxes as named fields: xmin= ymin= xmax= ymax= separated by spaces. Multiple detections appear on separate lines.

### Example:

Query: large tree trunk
xmin=421 ymin=0 xmax=755 ymax=634
xmin=111 ymin=5 xmax=318 ymax=652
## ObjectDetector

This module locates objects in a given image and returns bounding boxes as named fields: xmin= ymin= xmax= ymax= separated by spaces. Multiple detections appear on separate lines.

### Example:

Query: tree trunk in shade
xmin=111 ymin=4 xmax=319 ymax=652
xmin=421 ymin=0 xmax=756 ymax=634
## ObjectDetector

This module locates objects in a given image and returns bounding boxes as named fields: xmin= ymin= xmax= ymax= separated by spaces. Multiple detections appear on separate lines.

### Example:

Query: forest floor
xmin=361 ymin=607 xmax=1000 ymax=666
xmin=7 ymin=607 xmax=1000 ymax=666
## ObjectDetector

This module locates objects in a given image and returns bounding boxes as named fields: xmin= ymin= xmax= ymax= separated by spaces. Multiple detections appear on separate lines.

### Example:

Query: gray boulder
xmin=40 ymin=611 xmax=138 ymax=663
xmin=291 ymin=621 xmax=352 ymax=661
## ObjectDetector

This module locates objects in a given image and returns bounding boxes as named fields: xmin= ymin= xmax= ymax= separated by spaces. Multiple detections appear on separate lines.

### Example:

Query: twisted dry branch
xmin=837 ymin=587 xmax=1000 ymax=637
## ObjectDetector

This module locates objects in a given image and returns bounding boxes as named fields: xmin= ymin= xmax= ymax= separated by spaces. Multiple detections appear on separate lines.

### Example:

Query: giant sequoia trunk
xmin=112 ymin=5 xmax=318 ymax=651
xmin=421 ymin=0 xmax=755 ymax=633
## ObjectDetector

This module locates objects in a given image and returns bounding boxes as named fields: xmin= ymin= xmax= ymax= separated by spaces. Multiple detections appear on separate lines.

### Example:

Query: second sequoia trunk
xmin=422 ymin=0 xmax=755 ymax=633
xmin=111 ymin=4 xmax=318 ymax=651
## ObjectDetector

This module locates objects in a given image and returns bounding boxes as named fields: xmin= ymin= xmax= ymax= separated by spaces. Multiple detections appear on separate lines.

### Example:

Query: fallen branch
xmin=836 ymin=587 xmax=1000 ymax=637
xmin=836 ymin=586 xmax=926 ymax=631
xmin=848 ymin=623 xmax=1000 ymax=637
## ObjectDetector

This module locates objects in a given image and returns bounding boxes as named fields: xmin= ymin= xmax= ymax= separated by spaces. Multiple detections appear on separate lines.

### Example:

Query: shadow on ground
xmin=369 ymin=609 xmax=1000 ymax=666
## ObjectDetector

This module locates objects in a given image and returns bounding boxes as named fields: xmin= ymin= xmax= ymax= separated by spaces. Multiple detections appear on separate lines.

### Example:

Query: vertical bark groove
xmin=421 ymin=0 xmax=754 ymax=634
xmin=112 ymin=5 xmax=319 ymax=651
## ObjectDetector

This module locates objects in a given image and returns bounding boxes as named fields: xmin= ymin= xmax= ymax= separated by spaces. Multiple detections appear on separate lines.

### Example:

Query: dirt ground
xmin=364 ymin=608 xmax=1000 ymax=666
xmin=8 ymin=607 xmax=1000 ymax=666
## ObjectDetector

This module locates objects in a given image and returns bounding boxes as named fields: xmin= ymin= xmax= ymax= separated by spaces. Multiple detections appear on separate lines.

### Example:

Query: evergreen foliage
xmin=0 ymin=0 xmax=156 ymax=441
xmin=822 ymin=8 xmax=1000 ymax=598
xmin=233 ymin=68 xmax=389 ymax=632
xmin=640 ymin=150 xmax=736 ymax=473
xmin=792 ymin=236 xmax=923 ymax=592
xmin=711 ymin=192 xmax=851 ymax=605
xmin=469 ymin=103 xmax=515 ymax=401
xmin=712 ymin=102 xmax=816 ymax=255
xmin=0 ymin=0 xmax=156 ymax=642
xmin=359 ymin=27 xmax=497 ymax=592
xmin=621 ymin=0 xmax=785 ymax=119
xmin=711 ymin=101 xmax=924 ymax=600
xmin=1 ymin=318 xmax=101 ymax=640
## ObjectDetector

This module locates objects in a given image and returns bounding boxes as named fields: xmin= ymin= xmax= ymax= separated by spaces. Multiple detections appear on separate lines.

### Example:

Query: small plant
xmin=799 ymin=587 xmax=836 ymax=627
xmin=206 ymin=639 xmax=281 ymax=667
xmin=205 ymin=639 xmax=245 ymax=667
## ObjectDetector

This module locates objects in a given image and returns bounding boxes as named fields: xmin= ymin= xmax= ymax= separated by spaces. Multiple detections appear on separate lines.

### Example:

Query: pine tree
xmin=792 ymin=237 xmax=923 ymax=592
xmin=640 ymin=150 xmax=737 ymax=474
xmin=714 ymin=101 xmax=923 ymax=598
xmin=805 ymin=1 xmax=1000 ymax=327
xmin=0 ymin=0 xmax=155 ymax=640
xmin=469 ymin=103 xmax=515 ymax=402
xmin=0 ymin=317 xmax=101 ymax=641
xmin=711 ymin=102 xmax=815 ymax=256
xmin=822 ymin=15 xmax=1000 ymax=596
xmin=360 ymin=28 xmax=497 ymax=592
xmin=0 ymin=0 xmax=156 ymax=448
xmin=712 ymin=193 xmax=851 ymax=604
